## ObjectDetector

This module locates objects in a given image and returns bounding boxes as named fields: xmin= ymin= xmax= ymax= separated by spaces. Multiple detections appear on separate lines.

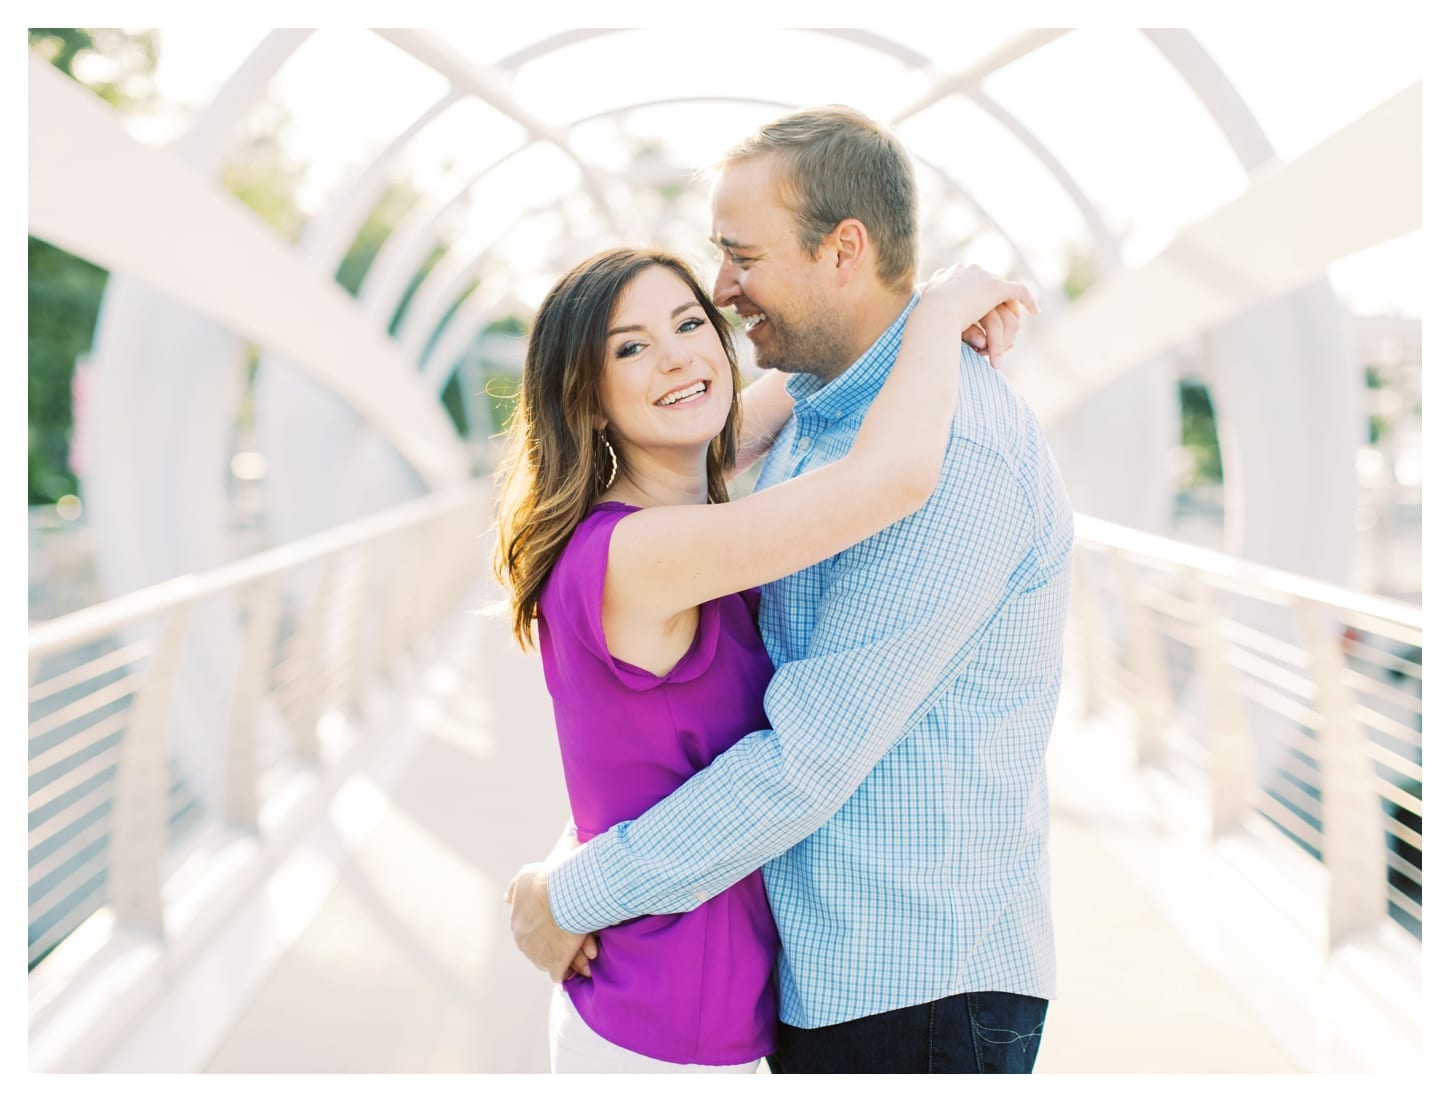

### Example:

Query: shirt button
xmin=694 ymin=890 xmax=708 ymax=903
xmin=798 ymin=437 xmax=812 ymax=451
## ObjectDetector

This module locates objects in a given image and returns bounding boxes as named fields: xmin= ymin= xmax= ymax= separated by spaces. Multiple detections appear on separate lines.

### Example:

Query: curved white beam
xmin=301 ymin=89 xmax=463 ymax=272
xmin=252 ymin=88 xmax=469 ymax=549
xmin=62 ymin=31 xmax=320 ymax=814
xmin=398 ymin=94 xmax=1049 ymax=389
xmin=1142 ymin=29 xmax=1275 ymax=171
xmin=422 ymin=286 xmax=514 ymax=394
xmin=943 ymin=87 xmax=1120 ymax=276
xmin=495 ymin=28 xmax=621 ymax=70
xmin=871 ymin=28 xmax=1118 ymax=275
xmin=28 ymin=57 xmax=468 ymax=489
xmin=886 ymin=29 xmax=1071 ymax=121
xmin=1012 ymin=84 xmax=1420 ymax=424
xmin=371 ymin=29 xmax=624 ymax=236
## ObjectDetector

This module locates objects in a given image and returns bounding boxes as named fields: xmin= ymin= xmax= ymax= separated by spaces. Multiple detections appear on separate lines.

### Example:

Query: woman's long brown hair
xmin=493 ymin=248 xmax=743 ymax=649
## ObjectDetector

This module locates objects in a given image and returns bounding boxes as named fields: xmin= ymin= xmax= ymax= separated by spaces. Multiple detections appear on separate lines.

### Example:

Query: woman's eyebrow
xmin=607 ymin=302 xmax=699 ymax=337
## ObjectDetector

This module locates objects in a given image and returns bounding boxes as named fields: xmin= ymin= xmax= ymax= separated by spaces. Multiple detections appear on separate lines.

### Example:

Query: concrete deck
xmin=111 ymin=605 xmax=1312 ymax=1073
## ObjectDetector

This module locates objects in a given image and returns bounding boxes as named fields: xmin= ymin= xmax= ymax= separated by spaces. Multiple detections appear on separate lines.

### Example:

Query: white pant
xmin=548 ymin=986 xmax=762 ymax=1074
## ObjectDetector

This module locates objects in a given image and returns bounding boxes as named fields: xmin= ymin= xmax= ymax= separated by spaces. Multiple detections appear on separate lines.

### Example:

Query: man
xmin=510 ymin=104 xmax=1073 ymax=1074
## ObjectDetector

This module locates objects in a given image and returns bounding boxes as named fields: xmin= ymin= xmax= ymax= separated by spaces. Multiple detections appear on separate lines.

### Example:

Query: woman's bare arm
xmin=730 ymin=370 xmax=795 ymax=478
xmin=606 ymin=265 xmax=1039 ymax=623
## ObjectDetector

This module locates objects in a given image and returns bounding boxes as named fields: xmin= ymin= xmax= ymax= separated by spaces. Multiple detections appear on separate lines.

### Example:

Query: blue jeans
xmin=768 ymin=990 xmax=1048 ymax=1074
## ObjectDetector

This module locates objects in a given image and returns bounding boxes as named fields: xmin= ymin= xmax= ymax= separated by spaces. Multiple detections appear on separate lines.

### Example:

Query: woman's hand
xmin=918 ymin=265 xmax=1039 ymax=370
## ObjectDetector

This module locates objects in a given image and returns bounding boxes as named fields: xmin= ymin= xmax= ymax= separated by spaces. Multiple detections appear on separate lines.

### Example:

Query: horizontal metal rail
xmin=1071 ymin=513 xmax=1422 ymax=947
xmin=26 ymin=482 xmax=491 ymax=978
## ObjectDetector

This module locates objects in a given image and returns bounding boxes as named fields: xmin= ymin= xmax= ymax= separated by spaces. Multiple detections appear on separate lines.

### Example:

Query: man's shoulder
xmin=949 ymin=345 xmax=1054 ymax=472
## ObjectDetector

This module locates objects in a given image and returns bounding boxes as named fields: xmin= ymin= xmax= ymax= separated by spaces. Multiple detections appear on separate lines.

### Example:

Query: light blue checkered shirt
xmin=550 ymin=296 xmax=1073 ymax=1028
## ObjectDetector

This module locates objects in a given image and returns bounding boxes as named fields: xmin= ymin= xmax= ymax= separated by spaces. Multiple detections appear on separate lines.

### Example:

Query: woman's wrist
xmin=909 ymin=296 xmax=972 ymax=337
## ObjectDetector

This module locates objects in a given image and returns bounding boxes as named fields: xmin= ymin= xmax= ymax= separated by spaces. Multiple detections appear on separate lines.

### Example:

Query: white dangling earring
xmin=599 ymin=430 xmax=618 ymax=489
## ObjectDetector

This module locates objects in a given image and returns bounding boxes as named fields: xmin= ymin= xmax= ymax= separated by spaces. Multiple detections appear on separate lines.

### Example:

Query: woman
xmin=493 ymin=248 xmax=1035 ymax=1073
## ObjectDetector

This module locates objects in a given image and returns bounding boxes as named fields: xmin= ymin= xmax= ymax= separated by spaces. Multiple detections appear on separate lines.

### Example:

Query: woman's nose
xmin=663 ymin=335 xmax=692 ymax=370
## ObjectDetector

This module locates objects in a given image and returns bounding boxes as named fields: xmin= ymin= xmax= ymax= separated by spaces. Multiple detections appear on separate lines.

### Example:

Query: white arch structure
xmin=29 ymin=24 xmax=1421 ymax=649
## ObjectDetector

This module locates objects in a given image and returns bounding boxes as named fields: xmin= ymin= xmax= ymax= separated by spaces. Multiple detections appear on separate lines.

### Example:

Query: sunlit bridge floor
xmin=94 ymin=596 xmax=1324 ymax=1073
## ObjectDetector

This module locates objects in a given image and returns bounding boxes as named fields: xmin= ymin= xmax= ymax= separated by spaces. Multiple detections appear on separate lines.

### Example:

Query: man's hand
xmin=505 ymin=863 xmax=599 ymax=982
xmin=964 ymin=299 xmax=1024 ymax=371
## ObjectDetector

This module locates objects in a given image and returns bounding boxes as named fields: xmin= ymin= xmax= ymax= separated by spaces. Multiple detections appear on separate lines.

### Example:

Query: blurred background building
xmin=25 ymin=25 xmax=1423 ymax=1074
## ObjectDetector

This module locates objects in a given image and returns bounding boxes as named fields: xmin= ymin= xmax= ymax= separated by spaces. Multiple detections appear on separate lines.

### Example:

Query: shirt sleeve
xmin=548 ymin=437 xmax=1044 ymax=933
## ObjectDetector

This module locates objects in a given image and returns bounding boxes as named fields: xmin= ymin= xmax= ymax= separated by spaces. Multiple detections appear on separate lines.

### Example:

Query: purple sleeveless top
xmin=536 ymin=502 xmax=779 ymax=1065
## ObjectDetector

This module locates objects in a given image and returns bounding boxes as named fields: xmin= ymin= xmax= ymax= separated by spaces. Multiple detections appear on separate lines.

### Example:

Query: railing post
xmin=1187 ymin=571 xmax=1255 ymax=836
xmin=379 ymin=527 xmax=425 ymax=669
xmin=225 ymin=575 xmax=281 ymax=832
xmin=109 ymin=602 xmax=191 ymax=936
xmin=1295 ymin=598 xmax=1387 ymax=947
xmin=1070 ymin=549 xmax=1109 ymax=717
xmin=288 ymin=554 xmax=338 ymax=762
xmin=1110 ymin=549 xmax=1170 ymax=764
xmin=341 ymin=547 xmax=372 ymax=717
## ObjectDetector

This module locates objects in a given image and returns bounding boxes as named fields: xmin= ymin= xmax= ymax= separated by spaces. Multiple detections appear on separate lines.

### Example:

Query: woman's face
xmin=595 ymin=265 xmax=733 ymax=458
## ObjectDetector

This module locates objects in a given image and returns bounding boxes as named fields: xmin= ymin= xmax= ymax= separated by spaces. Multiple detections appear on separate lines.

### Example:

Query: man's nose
xmin=712 ymin=262 xmax=737 ymax=308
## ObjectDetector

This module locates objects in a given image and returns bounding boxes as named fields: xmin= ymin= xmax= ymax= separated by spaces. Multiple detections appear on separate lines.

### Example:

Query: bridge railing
xmin=27 ymin=482 xmax=491 ymax=1066
xmin=1069 ymin=514 xmax=1423 ymax=947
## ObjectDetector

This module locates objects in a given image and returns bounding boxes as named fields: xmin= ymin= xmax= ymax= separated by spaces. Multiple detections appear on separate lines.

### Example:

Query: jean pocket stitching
xmin=971 ymin=1020 xmax=1045 ymax=1051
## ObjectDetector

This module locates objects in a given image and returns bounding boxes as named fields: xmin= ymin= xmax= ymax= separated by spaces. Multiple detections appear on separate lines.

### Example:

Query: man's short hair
xmin=719 ymin=105 xmax=918 ymax=293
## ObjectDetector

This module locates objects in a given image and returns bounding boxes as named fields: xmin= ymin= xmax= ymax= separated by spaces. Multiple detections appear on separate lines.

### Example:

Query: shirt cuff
xmin=547 ymin=832 xmax=635 ymax=934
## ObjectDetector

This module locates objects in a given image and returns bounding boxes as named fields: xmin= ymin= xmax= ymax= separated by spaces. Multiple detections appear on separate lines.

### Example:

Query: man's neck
xmin=812 ymin=287 xmax=914 ymax=384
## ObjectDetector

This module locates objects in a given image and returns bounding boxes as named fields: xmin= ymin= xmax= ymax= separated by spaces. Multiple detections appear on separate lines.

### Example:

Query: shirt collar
xmin=783 ymin=293 xmax=920 ymax=423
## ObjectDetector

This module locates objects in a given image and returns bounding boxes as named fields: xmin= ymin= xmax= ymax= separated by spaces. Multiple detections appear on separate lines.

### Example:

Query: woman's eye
xmin=616 ymin=341 xmax=644 ymax=358
xmin=678 ymin=317 xmax=706 ymax=333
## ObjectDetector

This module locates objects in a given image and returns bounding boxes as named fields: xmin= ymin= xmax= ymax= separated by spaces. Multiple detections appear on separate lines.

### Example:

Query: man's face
xmin=709 ymin=156 xmax=858 ymax=378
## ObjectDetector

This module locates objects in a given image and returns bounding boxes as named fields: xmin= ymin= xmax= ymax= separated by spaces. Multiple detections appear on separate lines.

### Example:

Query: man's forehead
xmin=711 ymin=154 xmax=782 ymax=202
xmin=710 ymin=161 xmax=789 ymax=237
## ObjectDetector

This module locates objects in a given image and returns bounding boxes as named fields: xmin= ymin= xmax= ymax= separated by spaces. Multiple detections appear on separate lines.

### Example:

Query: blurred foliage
xmin=1179 ymin=380 xmax=1223 ymax=487
xmin=422 ymin=278 xmax=480 ymax=364
xmin=387 ymin=244 xmax=448 ymax=336
xmin=27 ymin=238 xmax=105 ymax=504
xmin=336 ymin=183 xmax=422 ymax=295
xmin=484 ymin=314 xmax=529 ymax=337
xmin=27 ymin=29 xmax=160 ymax=505
xmin=29 ymin=28 xmax=159 ymax=111
xmin=440 ymin=373 xmax=468 ymax=438
xmin=1061 ymin=243 xmax=1096 ymax=302
xmin=26 ymin=29 xmax=430 ymax=504
xmin=219 ymin=98 xmax=306 ymax=241
xmin=475 ymin=317 xmax=529 ymax=433
xmin=481 ymin=373 xmax=522 ymax=435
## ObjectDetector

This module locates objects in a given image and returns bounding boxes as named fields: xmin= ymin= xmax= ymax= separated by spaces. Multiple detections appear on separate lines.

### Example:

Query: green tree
xmin=28 ymin=30 xmax=315 ymax=503
xmin=29 ymin=28 xmax=159 ymax=112
xmin=336 ymin=183 xmax=422 ymax=295
xmin=27 ymin=29 xmax=160 ymax=504
xmin=1179 ymin=380 xmax=1223 ymax=486
xmin=1061 ymin=243 xmax=1097 ymax=302
xmin=27 ymin=239 xmax=105 ymax=503
xmin=219 ymin=97 xmax=306 ymax=241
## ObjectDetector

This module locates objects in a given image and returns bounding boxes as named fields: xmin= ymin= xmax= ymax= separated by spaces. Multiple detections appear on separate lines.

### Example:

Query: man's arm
xmin=506 ymin=820 xmax=597 ymax=981
xmin=544 ymin=429 xmax=1042 ymax=935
